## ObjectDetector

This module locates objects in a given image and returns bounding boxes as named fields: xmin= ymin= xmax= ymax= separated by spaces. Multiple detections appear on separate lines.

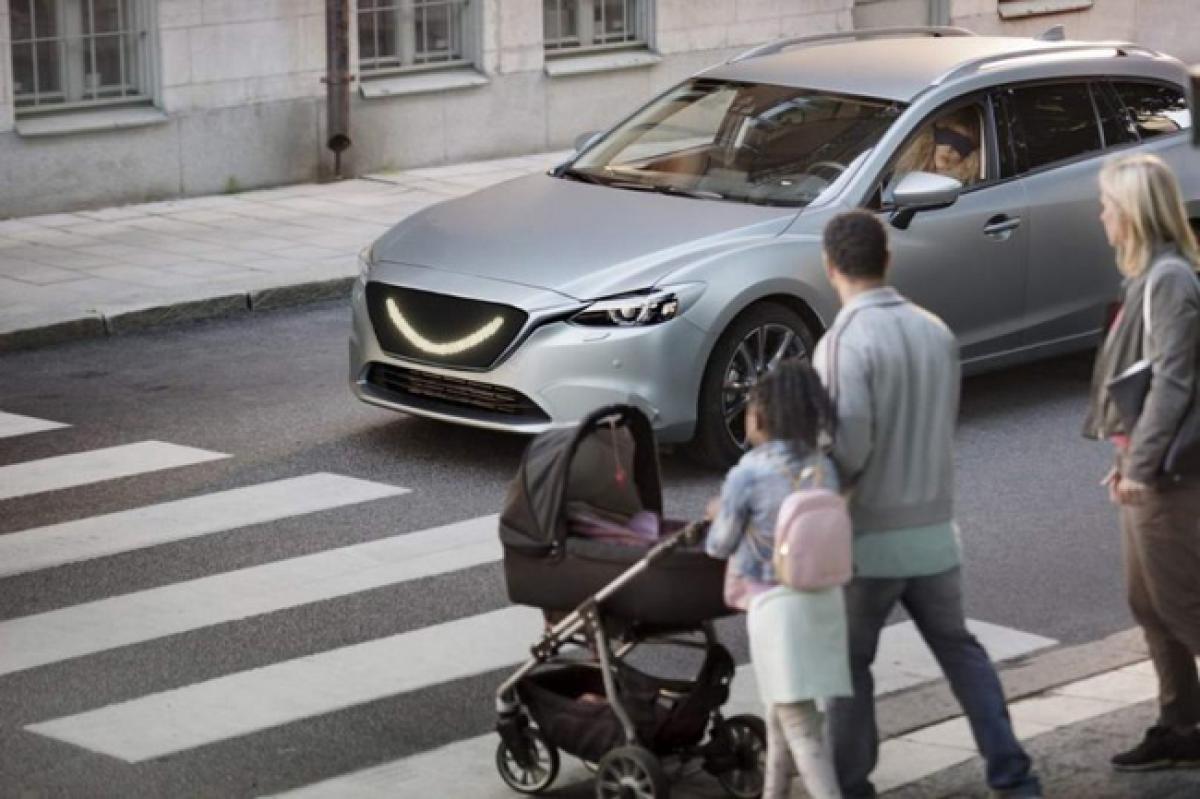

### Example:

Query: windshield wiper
xmin=606 ymin=181 xmax=727 ymax=202
xmin=558 ymin=167 xmax=606 ymax=185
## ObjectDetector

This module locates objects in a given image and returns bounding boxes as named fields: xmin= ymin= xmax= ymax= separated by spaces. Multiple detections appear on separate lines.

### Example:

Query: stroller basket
xmin=517 ymin=644 xmax=735 ymax=764
xmin=504 ymin=535 xmax=731 ymax=627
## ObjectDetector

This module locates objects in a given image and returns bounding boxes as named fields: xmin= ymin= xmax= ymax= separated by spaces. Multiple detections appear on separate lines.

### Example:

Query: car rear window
xmin=1113 ymin=81 xmax=1191 ymax=140
xmin=1009 ymin=83 xmax=1103 ymax=171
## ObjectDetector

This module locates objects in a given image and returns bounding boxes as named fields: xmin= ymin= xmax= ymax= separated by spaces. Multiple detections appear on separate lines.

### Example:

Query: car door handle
xmin=983 ymin=215 xmax=1021 ymax=237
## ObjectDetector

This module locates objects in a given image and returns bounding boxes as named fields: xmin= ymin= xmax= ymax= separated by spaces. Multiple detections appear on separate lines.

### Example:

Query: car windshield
xmin=568 ymin=79 xmax=905 ymax=207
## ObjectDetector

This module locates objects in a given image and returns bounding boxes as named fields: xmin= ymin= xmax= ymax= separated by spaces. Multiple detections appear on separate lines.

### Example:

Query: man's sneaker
xmin=1110 ymin=725 xmax=1200 ymax=772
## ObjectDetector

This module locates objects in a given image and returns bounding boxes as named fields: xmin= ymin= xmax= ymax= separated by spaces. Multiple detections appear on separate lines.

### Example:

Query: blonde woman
xmin=1084 ymin=152 xmax=1200 ymax=772
xmin=892 ymin=106 xmax=982 ymax=186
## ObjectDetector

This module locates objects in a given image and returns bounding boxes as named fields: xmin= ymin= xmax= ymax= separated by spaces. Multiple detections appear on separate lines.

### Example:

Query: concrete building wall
xmin=951 ymin=0 xmax=1200 ymax=63
xmin=0 ymin=0 xmax=855 ymax=217
xmin=0 ymin=0 xmax=1192 ymax=218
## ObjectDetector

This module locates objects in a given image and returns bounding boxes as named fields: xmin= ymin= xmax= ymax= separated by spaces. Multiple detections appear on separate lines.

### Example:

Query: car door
xmin=872 ymin=95 xmax=1030 ymax=361
xmin=1000 ymin=80 xmax=1124 ymax=352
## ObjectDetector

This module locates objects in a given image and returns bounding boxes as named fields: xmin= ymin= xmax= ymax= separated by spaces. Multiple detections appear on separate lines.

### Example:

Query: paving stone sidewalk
xmin=0 ymin=150 xmax=571 ymax=351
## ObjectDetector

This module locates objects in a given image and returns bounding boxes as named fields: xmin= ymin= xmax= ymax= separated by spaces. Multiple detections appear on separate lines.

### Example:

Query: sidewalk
xmin=0 ymin=150 xmax=570 ymax=352
xmin=877 ymin=635 xmax=1200 ymax=798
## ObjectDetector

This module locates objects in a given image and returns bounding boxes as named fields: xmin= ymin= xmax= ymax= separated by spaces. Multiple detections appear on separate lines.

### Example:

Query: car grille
xmin=365 ymin=363 xmax=549 ymax=423
xmin=365 ymin=283 xmax=527 ymax=370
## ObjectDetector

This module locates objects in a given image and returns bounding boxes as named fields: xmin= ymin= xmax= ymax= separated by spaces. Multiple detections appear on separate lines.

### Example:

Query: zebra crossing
xmin=0 ymin=409 xmax=1058 ymax=797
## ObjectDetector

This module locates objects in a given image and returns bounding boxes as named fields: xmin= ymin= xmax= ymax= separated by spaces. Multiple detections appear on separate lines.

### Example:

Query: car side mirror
xmin=889 ymin=171 xmax=964 ymax=230
xmin=574 ymin=130 xmax=603 ymax=153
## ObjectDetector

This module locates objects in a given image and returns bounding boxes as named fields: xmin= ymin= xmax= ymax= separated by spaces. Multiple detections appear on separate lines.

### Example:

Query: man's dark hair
xmin=823 ymin=210 xmax=889 ymax=280
xmin=748 ymin=359 xmax=834 ymax=454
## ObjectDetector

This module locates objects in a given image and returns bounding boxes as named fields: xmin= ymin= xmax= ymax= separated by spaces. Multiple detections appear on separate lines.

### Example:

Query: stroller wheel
xmin=495 ymin=726 xmax=560 ymax=795
xmin=712 ymin=714 xmax=767 ymax=799
xmin=594 ymin=746 xmax=670 ymax=799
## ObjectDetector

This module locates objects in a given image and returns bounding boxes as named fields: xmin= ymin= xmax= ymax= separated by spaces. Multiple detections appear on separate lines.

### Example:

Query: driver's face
xmin=933 ymin=143 xmax=962 ymax=172
xmin=932 ymin=122 xmax=977 ymax=173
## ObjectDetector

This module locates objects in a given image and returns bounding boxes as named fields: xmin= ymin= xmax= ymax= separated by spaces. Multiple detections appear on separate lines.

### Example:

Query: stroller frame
xmin=495 ymin=527 xmax=764 ymax=798
xmin=496 ymin=527 xmax=705 ymax=744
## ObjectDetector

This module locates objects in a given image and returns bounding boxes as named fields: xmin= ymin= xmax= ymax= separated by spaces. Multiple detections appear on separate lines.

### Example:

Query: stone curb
xmin=0 ymin=277 xmax=356 ymax=354
xmin=876 ymin=627 xmax=1147 ymax=741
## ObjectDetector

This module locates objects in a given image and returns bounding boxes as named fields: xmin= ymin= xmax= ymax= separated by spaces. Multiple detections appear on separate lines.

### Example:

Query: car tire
xmin=686 ymin=302 xmax=815 ymax=469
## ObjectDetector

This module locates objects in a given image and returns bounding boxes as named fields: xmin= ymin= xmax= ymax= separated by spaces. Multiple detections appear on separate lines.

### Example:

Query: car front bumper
xmin=349 ymin=279 xmax=707 ymax=443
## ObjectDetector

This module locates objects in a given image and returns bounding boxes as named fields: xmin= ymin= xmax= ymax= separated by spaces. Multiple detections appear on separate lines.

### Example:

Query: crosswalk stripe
xmin=269 ymin=622 xmax=1056 ymax=798
xmin=25 ymin=595 xmax=1054 ymax=766
xmin=0 ymin=440 xmax=228 ymax=501
xmin=0 ymin=411 xmax=69 ymax=439
xmin=0 ymin=514 xmax=498 ymax=677
xmin=0 ymin=473 xmax=408 ymax=578
xmin=26 ymin=606 xmax=546 ymax=763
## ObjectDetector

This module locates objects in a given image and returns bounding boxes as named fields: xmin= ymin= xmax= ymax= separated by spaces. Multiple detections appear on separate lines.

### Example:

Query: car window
xmin=1093 ymin=82 xmax=1139 ymax=148
xmin=1113 ymin=81 xmax=1191 ymax=140
xmin=572 ymin=79 xmax=904 ymax=208
xmin=1009 ymin=82 xmax=1103 ymax=171
xmin=867 ymin=99 xmax=991 ymax=209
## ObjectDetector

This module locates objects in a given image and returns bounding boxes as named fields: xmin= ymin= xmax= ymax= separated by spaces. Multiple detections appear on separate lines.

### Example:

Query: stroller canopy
xmin=500 ymin=405 xmax=664 ymax=555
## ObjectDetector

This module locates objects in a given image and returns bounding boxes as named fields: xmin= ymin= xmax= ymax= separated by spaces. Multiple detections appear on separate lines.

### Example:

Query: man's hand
xmin=1101 ymin=468 xmax=1120 ymax=505
xmin=705 ymin=496 xmax=721 ymax=521
xmin=1117 ymin=476 xmax=1150 ymax=506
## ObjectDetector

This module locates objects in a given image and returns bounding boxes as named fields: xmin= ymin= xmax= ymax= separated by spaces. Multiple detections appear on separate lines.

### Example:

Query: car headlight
xmin=571 ymin=285 xmax=702 ymax=328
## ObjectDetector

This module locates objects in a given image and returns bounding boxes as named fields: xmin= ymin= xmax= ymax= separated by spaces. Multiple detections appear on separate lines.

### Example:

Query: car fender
xmin=664 ymin=235 xmax=838 ymax=367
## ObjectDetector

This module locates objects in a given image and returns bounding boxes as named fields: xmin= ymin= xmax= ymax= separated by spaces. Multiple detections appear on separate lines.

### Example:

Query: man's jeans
xmin=828 ymin=568 xmax=1041 ymax=798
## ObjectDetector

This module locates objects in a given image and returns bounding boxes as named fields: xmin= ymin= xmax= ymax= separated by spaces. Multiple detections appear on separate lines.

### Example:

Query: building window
xmin=996 ymin=0 xmax=1094 ymax=20
xmin=9 ymin=0 xmax=152 ymax=115
xmin=358 ymin=0 xmax=473 ymax=75
xmin=544 ymin=0 xmax=648 ymax=54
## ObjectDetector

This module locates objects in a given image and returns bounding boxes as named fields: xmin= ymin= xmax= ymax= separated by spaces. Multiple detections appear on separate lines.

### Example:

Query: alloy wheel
xmin=720 ymin=323 xmax=807 ymax=450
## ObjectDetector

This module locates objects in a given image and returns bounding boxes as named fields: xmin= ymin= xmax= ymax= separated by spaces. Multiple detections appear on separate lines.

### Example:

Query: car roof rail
xmin=726 ymin=25 xmax=976 ymax=64
xmin=932 ymin=42 xmax=1157 ymax=86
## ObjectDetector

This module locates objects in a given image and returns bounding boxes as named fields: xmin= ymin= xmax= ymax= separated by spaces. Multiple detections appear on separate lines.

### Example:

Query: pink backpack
xmin=772 ymin=463 xmax=853 ymax=591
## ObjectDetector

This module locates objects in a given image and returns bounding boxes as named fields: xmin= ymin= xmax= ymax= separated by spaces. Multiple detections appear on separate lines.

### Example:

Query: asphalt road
xmin=0 ymin=300 xmax=1124 ymax=797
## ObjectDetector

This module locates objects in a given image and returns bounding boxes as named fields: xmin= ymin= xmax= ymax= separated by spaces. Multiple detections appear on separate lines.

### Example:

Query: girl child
xmin=704 ymin=359 xmax=850 ymax=799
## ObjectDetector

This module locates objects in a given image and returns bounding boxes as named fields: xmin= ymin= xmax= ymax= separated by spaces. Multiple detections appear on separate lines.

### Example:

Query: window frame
xmin=9 ymin=0 xmax=157 ymax=118
xmin=1090 ymin=79 xmax=1141 ymax=151
xmin=543 ymin=0 xmax=650 ymax=59
xmin=355 ymin=0 xmax=479 ymax=80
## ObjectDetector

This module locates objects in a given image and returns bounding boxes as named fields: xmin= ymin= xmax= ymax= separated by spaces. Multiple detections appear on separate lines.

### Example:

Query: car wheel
xmin=687 ymin=302 xmax=815 ymax=469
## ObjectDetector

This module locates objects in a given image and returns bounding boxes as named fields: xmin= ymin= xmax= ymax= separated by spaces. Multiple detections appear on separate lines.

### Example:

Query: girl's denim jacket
xmin=704 ymin=441 xmax=840 ymax=584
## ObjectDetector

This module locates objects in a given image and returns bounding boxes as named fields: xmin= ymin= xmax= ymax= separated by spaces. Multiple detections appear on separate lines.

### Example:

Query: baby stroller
xmin=494 ymin=405 xmax=767 ymax=799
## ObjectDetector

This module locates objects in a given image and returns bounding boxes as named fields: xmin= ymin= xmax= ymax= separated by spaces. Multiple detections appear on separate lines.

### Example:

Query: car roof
xmin=699 ymin=36 xmax=1150 ymax=103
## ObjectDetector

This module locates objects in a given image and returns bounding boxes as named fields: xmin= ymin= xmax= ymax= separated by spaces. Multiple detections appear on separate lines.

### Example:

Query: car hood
xmin=372 ymin=174 xmax=799 ymax=300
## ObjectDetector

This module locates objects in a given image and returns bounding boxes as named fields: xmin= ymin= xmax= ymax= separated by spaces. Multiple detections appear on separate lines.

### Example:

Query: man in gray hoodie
xmin=814 ymin=211 xmax=1041 ymax=799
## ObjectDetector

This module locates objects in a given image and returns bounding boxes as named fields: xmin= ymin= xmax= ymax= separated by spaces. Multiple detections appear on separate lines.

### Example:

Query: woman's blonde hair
xmin=1099 ymin=153 xmax=1200 ymax=278
xmin=893 ymin=106 xmax=982 ymax=186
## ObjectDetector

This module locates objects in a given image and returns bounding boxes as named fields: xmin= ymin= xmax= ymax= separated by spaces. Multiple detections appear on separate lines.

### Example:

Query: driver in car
xmin=894 ymin=106 xmax=982 ymax=186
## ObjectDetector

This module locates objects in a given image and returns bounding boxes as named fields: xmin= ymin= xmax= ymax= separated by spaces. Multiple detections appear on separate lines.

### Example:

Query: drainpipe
xmin=929 ymin=0 xmax=951 ymax=26
xmin=325 ymin=0 xmax=352 ymax=178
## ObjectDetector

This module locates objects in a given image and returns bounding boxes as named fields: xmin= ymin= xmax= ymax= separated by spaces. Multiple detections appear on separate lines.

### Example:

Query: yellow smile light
xmin=386 ymin=298 xmax=505 ymax=357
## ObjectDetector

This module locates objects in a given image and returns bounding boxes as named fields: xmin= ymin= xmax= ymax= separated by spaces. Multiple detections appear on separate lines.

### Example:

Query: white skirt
xmin=747 ymin=585 xmax=852 ymax=705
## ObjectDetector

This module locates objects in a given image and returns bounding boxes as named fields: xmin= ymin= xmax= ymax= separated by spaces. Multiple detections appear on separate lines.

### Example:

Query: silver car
xmin=351 ymin=27 xmax=1198 ymax=466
